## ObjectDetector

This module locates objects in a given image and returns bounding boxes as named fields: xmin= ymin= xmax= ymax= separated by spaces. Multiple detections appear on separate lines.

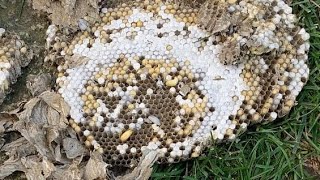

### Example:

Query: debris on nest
xmin=198 ymin=0 xmax=231 ymax=34
xmin=218 ymin=37 xmax=241 ymax=65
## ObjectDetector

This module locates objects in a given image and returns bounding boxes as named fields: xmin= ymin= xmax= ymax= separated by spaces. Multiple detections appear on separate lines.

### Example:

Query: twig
xmin=310 ymin=0 xmax=320 ymax=9
xmin=0 ymin=2 xmax=7 ymax=9
xmin=18 ymin=0 xmax=25 ymax=18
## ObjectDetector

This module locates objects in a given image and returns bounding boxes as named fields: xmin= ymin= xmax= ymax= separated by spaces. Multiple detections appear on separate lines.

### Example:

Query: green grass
xmin=152 ymin=0 xmax=320 ymax=179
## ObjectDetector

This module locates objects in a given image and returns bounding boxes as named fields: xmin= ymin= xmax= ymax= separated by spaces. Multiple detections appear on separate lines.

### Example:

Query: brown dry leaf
xmin=0 ymin=91 xmax=90 ymax=179
xmin=305 ymin=156 xmax=320 ymax=177
xmin=0 ymin=138 xmax=35 ymax=179
xmin=21 ymin=156 xmax=55 ymax=180
xmin=1 ymin=137 xmax=37 ymax=160
xmin=0 ymin=113 xmax=17 ymax=149
xmin=42 ymin=157 xmax=56 ymax=178
xmin=0 ymin=113 xmax=16 ymax=134
xmin=1 ymin=156 xmax=55 ymax=180
xmin=0 ymin=138 xmax=4 ymax=150
xmin=84 ymin=152 xmax=109 ymax=180
xmin=26 ymin=73 xmax=52 ymax=97
xmin=117 ymin=150 xmax=159 ymax=180
xmin=0 ymin=159 xmax=26 ymax=179
xmin=63 ymin=137 xmax=86 ymax=159
xmin=29 ymin=0 xmax=100 ymax=27
xmin=0 ymin=147 xmax=86 ymax=179
xmin=50 ymin=159 xmax=84 ymax=180
xmin=13 ymin=91 xmax=70 ymax=162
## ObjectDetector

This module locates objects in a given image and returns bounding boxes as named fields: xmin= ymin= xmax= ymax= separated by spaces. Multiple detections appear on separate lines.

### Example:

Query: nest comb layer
xmin=0 ymin=30 xmax=31 ymax=104
xmin=48 ymin=0 xmax=310 ymax=167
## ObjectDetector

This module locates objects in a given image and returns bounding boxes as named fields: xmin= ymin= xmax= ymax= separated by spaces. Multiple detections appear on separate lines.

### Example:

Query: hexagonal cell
xmin=51 ymin=0 xmax=310 ymax=167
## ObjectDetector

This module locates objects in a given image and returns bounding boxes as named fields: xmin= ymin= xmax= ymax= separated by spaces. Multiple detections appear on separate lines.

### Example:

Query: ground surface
xmin=0 ymin=0 xmax=319 ymax=179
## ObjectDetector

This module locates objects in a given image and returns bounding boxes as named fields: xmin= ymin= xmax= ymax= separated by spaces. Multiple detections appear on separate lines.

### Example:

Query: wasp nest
xmin=49 ymin=0 xmax=309 ymax=167
xmin=0 ymin=28 xmax=32 ymax=104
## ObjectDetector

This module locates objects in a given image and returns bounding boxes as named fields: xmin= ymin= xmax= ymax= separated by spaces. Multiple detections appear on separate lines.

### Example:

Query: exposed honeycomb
xmin=0 ymin=29 xmax=31 ymax=104
xmin=49 ymin=0 xmax=310 ymax=167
